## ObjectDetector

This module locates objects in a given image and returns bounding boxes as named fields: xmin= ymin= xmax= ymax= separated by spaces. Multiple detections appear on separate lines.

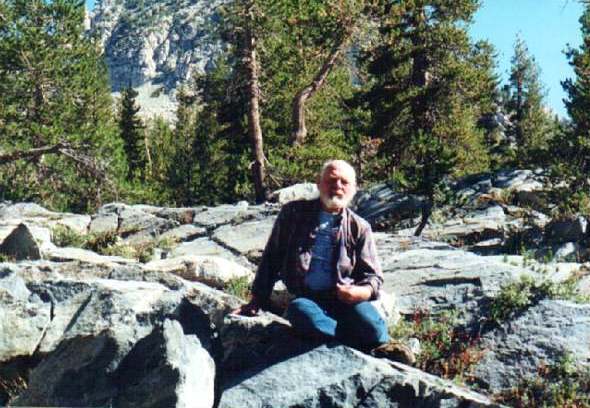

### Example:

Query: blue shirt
xmin=304 ymin=210 xmax=338 ymax=291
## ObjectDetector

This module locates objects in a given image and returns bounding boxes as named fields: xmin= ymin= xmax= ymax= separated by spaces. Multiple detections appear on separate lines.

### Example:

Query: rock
xmin=144 ymin=255 xmax=253 ymax=289
xmin=0 ymin=203 xmax=52 ymax=220
xmin=118 ymin=207 xmax=179 ymax=245
xmin=154 ymin=207 xmax=200 ymax=225
xmin=212 ymin=217 xmax=275 ymax=261
xmin=553 ymin=242 xmax=580 ymax=262
xmin=473 ymin=300 xmax=590 ymax=394
xmin=0 ymin=224 xmax=42 ymax=260
xmin=11 ymin=277 xmax=220 ymax=406
xmin=353 ymin=183 xmax=424 ymax=230
xmin=378 ymin=236 xmax=533 ymax=321
xmin=184 ymin=282 xmax=243 ymax=332
xmin=220 ymin=344 xmax=498 ymax=408
xmin=89 ymin=0 xmax=227 ymax=119
xmin=47 ymin=214 xmax=91 ymax=235
xmin=0 ymin=289 xmax=50 ymax=363
xmin=271 ymin=183 xmax=319 ymax=204
xmin=44 ymin=247 xmax=135 ymax=266
xmin=114 ymin=319 xmax=215 ymax=408
xmin=546 ymin=216 xmax=588 ymax=243
xmin=12 ymin=330 xmax=122 ymax=407
xmin=192 ymin=203 xmax=254 ymax=229
xmin=89 ymin=213 xmax=119 ymax=235
xmin=159 ymin=224 xmax=207 ymax=244
xmin=220 ymin=312 xmax=317 ymax=377
xmin=170 ymin=237 xmax=252 ymax=269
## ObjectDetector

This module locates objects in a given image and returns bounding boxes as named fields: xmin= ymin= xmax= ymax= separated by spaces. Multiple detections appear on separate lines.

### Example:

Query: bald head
xmin=317 ymin=160 xmax=357 ymax=213
xmin=319 ymin=160 xmax=357 ymax=186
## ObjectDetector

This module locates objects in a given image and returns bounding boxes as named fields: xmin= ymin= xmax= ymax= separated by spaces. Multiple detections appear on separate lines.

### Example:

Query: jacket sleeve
xmin=354 ymin=224 xmax=383 ymax=300
xmin=251 ymin=205 xmax=289 ymax=304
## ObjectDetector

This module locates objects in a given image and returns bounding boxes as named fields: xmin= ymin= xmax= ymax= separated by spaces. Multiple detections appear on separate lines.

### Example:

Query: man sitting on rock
xmin=233 ymin=160 xmax=415 ymax=364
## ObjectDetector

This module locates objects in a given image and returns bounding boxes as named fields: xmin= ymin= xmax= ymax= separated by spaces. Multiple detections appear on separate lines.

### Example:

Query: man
xmin=234 ymin=160 xmax=414 ymax=363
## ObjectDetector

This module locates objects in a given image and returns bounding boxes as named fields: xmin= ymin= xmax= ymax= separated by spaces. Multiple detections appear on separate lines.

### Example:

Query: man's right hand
xmin=231 ymin=297 xmax=261 ymax=316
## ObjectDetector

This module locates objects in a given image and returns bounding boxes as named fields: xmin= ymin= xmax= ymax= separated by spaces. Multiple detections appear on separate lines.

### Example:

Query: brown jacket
xmin=251 ymin=199 xmax=383 ymax=304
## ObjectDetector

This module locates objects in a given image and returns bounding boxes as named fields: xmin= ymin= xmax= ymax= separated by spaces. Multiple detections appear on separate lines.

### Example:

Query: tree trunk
xmin=414 ymin=199 xmax=432 ymax=237
xmin=244 ymin=27 xmax=268 ymax=203
xmin=290 ymin=36 xmax=350 ymax=146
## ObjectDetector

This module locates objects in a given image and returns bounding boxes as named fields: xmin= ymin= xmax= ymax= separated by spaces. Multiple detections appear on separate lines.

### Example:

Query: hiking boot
xmin=371 ymin=340 xmax=416 ymax=365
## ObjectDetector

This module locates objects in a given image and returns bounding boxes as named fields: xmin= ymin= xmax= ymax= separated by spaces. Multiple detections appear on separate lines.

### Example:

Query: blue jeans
xmin=286 ymin=296 xmax=389 ymax=350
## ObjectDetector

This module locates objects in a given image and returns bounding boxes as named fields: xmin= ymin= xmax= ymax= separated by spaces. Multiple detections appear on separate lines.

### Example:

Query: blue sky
xmin=471 ymin=0 xmax=584 ymax=117
xmin=86 ymin=0 xmax=584 ymax=117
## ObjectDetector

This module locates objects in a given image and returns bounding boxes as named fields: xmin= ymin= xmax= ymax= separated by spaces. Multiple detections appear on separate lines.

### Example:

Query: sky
xmin=85 ymin=0 xmax=585 ymax=117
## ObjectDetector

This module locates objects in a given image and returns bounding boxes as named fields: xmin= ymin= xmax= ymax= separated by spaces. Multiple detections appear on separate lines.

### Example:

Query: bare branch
xmin=0 ymin=142 xmax=70 ymax=164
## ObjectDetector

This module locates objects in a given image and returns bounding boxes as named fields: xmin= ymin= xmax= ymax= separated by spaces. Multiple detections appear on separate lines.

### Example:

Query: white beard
xmin=320 ymin=193 xmax=352 ymax=210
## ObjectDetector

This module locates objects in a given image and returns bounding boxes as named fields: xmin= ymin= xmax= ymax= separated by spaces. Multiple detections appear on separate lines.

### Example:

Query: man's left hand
xmin=336 ymin=283 xmax=372 ymax=304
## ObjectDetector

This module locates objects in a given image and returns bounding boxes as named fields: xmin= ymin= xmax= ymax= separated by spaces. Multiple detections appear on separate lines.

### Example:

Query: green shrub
xmin=84 ymin=231 xmax=120 ymax=254
xmin=224 ymin=276 xmax=251 ymax=301
xmin=496 ymin=353 xmax=590 ymax=407
xmin=489 ymin=275 xmax=589 ymax=325
xmin=390 ymin=309 xmax=484 ymax=383
xmin=0 ymin=254 xmax=15 ymax=263
xmin=51 ymin=225 xmax=86 ymax=248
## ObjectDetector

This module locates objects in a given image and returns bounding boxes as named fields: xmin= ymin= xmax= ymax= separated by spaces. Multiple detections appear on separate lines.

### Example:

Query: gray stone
xmin=220 ymin=344 xmax=498 ymax=408
xmin=212 ymin=217 xmax=275 ymax=260
xmin=143 ymin=255 xmax=252 ymax=289
xmin=378 ymin=237 xmax=532 ymax=320
xmin=89 ymin=213 xmax=119 ymax=235
xmin=12 ymin=330 xmax=121 ymax=407
xmin=0 ymin=203 xmax=53 ymax=220
xmin=0 ymin=290 xmax=50 ymax=362
xmin=89 ymin=0 xmax=227 ymax=119
xmin=155 ymin=207 xmax=200 ymax=224
xmin=473 ymin=300 xmax=590 ymax=393
xmin=192 ymin=203 xmax=255 ymax=229
xmin=546 ymin=216 xmax=588 ymax=243
xmin=114 ymin=319 xmax=215 ymax=408
xmin=271 ymin=183 xmax=319 ymax=204
xmin=353 ymin=183 xmax=424 ymax=229
xmin=0 ymin=224 xmax=42 ymax=260
xmin=170 ymin=237 xmax=253 ymax=269
xmin=220 ymin=313 xmax=309 ymax=375
xmin=44 ymin=246 xmax=135 ymax=266
xmin=118 ymin=207 xmax=179 ymax=244
xmin=553 ymin=242 xmax=580 ymax=262
xmin=159 ymin=224 xmax=207 ymax=244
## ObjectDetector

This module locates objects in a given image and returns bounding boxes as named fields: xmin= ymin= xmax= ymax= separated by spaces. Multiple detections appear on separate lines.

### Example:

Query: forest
xmin=0 ymin=0 xmax=589 ymax=219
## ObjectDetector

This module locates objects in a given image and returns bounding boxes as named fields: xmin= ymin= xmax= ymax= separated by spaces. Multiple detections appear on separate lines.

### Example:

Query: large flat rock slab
xmin=473 ymin=299 xmax=590 ymax=393
xmin=377 ymin=235 xmax=529 ymax=320
xmin=220 ymin=344 xmax=498 ymax=408
xmin=170 ymin=237 xmax=253 ymax=269
xmin=212 ymin=217 xmax=276 ymax=259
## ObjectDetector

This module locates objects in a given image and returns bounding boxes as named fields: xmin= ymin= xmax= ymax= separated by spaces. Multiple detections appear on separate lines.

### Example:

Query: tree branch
xmin=290 ymin=33 xmax=353 ymax=146
xmin=0 ymin=142 xmax=70 ymax=164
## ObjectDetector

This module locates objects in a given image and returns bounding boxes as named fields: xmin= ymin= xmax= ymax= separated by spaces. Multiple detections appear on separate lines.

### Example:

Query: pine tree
xmin=118 ymin=86 xmax=145 ymax=180
xmin=504 ymin=36 xmax=553 ymax=165
xmin=0 ymin=0 xmax=125 ymax=212
xmin=358 ymin=0 xmax=497 ymax=234
xmin=553 ymin=3 xmax=590 ymax=215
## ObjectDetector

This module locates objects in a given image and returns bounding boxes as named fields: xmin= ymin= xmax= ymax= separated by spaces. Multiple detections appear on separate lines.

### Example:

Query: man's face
xmin=318 ymin=164 xmax=356 ymax=212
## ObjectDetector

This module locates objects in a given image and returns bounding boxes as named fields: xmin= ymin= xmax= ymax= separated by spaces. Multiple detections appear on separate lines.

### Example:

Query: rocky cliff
xmin=1 ymin=171 xmax=590 ymax=406
xmin=89 ymin=0 xmax=225 ymax=119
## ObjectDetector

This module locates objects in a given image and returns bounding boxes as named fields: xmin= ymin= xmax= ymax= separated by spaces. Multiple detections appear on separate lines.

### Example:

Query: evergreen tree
xmin=167 ymin=88 xmax=199 ymax=206
xmin=553 ymin=3 xmax=590 ymax=215
xmin=118 ymin=86 xmax=145 ymax=180
xmin=358 ymin=0 xmax=497 ymax=234
xmin=0 ymin=0 xmax=125 ymax=212
xmin=504 ymin=36 xmax=553 ymax=165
